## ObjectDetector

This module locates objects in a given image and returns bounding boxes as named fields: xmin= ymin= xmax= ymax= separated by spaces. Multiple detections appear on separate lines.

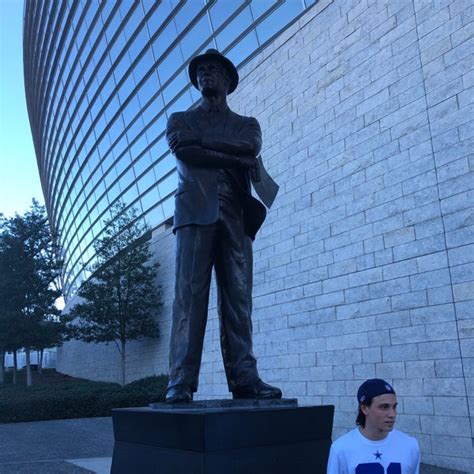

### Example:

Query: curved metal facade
xmin=23 ymin=0 xmax=317 ymax=301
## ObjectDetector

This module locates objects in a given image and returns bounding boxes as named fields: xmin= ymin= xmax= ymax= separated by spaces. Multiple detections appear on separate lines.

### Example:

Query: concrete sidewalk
xmin=0 ymin=416 xmax=467 ymax=473
xmin=0 ymin=417 xmax=113 ymax=473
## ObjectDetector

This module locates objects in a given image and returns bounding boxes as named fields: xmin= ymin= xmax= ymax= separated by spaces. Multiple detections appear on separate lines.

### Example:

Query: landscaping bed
xmin=0 ymin=369 xmax=167 ymax=423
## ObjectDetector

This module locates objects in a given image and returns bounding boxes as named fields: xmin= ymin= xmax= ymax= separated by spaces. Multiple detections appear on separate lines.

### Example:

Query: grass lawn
xmin=0 ymin=368 xmax=167 ymax=423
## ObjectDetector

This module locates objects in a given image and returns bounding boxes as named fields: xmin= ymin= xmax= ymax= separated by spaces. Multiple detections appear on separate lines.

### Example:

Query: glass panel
xmin=209 ymin=1 xmax=245 ymax=29
xmin=150 ymin=20 xmax=178 ymax=61
xmin=226 ymin=29 xmax=259 ymax=67
xmin=256 ymin=1 xmax=304 ymax=44
xmin=146 ymin=0 xmax=175 ymax=37
xmin=136 ymin=167 xmax=156 ymax=194
xmin=162 ymin=70 xmax=188 ymax=103
xmin=141 ymin=90 xmax=164 ymax=126
xmin=165 ymin=92 xmax=192 ymax=116
xmin=216 ymin=6 xmax=253 ymax=51
xmin=152 ymin=153 xmax=175 ymax=181
xmin=162 ymin=195 xmax=174 ymax=219
xmin=140 ymin=185 xmax=161 ymax=212
xmin=157 ymin=46 xmax=184 ymax=84
xmin=178 ymin=15 xmax=210 ymax=61
xmin=173 ymin=1 xmax=206 ymax=34
xmin=158 ymin=171 xmax=178 ymax=198
xmin=249 ymin=0 xmax=278 ymax=19
xmin=144 ymin=203 xmax=165 ymax=227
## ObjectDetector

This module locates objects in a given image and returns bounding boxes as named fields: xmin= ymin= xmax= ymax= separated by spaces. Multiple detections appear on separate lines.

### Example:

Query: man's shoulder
xmin=390 ymin=429 xmax=419 ymax=448
xmin=331 ymin=428 xmax=360 ymax=451
xmin=166 ymin=110 xmax=195 ymax=130
xmin=229 ymin=110 xmax=259 ymax=123
xmin=168 ymin=111 xmax=187 ymax=121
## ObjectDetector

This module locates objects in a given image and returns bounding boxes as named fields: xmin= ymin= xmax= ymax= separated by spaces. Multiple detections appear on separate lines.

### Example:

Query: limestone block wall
xmin=58 ymin=0 xmax=473 ymax=470
xmin=198 ymin=0 xmax=473 ymax=470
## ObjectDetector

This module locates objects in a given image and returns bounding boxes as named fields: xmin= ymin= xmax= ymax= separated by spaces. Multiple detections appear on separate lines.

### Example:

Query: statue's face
xmin=196 ymin=59 xmax=230 ymax=97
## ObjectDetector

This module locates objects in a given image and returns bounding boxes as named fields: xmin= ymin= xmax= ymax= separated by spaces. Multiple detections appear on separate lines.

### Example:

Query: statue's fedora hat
xmin=188 ymin=49 xmax=239 ymax=94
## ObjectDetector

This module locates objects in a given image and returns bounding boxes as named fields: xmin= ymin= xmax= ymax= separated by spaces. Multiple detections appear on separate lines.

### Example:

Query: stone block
xmin=393 ymin=235 xmax=446 ymax=262
xmin=383 ymin=344 xmax=418 ymax=362
xmin=376 ymin=310 xmax=411 ymax=330
xmin=460 ymin=338 xmax=474 ymax=357
xmin=410 ymin=268 xmax=452 ymax=291
xmin=353 ymin=364 xmax=376 ymax=379
xmin=435 ymin=359 xmax=464 ymax=378
xmin=433 ymin=396 xmax=469 ymax=416
xmin=391 ymin=290 xmax=427 ymax=311
xmin=348 ymin=267 xmax=383 ymax=287
xmin=430 ymin=434 xmax=474 ymax=457
xmin=418 ymin=341 xmax=460 ymax=360
xmin=368 ymin=329 xmax=391 ymax=346
xmin=414 ymin=218 xmax=445 ymax=240
xmin=453 ymin=281 xmax=474 ymax=302
xmin=362 ymin=347 xmax=382 ymax=364
xmin=326 ymin=332 xmax=370 ymax=351
xmin=410 ymin=303 xmax=455 ymax=325
xmin=449 ymin=243 xmax=474 ymax=267
xmin=423 ymin=377 xmax=467 ymax=397
xmin=432 ymin=127 xmax=461 ymax=153
xmin=420 ymin=414 xmax=472 ymax=436
xmin=394 ymin=414 xmax=421 ymax=433
xmin=370 ymin=277 xmax=411 ymax=298
xmin=416 ymin=251 xmax=449 ymax=272
xmin=403 ymin=397 xmax=434 ymax=415
xmin=390 ymin=325 xmax=426 ymax=345
xmin=332 ymin=365 xmax=354 ymax=380
xmin=405 ymin=360 xmax=436 ymax=378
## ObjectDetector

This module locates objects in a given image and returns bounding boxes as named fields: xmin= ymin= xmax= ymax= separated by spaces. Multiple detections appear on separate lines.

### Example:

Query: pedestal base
xmin=111 ymin=399 xmax=334 ymax=474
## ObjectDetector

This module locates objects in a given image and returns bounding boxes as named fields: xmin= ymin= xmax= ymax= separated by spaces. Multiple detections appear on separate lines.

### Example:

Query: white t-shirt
xmin=327 ymin=428 xmax=420 ymax=474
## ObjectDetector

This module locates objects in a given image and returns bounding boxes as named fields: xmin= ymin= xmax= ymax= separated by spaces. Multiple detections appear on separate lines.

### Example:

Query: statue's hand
xmin=168 ymin=130 xmax=201 ymax=153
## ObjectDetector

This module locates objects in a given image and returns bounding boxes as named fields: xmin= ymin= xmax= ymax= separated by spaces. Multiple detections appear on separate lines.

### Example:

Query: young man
xmin=327 ymin=378 xmax=420 ymax=474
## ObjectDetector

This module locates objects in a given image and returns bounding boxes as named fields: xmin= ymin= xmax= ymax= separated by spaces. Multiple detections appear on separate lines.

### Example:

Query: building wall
xmin=58 ymin=0 xmax=473 ymax=470
xmin=57 ymin=224 xmax=175 ymax=382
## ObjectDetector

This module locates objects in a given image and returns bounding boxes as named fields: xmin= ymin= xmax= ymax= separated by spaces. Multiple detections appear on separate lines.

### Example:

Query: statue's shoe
xmin=165 ymin=384 xmax=193 ymax=403
xmin=232 ymin=379 xmax=282 ymax=400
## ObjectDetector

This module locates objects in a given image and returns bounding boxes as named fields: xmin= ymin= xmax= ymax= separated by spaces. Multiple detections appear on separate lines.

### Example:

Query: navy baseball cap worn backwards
xmin=357 ymin=379 xmax=395 ymax=404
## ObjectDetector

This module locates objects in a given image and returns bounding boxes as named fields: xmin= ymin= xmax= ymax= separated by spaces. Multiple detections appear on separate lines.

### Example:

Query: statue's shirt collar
xmin=199 ymin=100 xmax=229 ymax=113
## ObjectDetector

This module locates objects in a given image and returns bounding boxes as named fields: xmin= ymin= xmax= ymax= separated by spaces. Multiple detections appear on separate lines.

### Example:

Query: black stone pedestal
xmin=111 ymin=399 xmax=334 ymax=474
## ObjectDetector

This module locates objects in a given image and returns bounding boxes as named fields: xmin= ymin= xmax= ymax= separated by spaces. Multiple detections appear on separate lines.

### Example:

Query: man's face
xmin=361 ymin=393 xmax=397 ymax=435
xmin=196 ymin=59 xmax=229 ymax=97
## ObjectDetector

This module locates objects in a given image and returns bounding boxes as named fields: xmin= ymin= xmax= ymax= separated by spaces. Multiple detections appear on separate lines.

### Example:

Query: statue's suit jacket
xmin=166 ymin=106 xmax=266 ymax=239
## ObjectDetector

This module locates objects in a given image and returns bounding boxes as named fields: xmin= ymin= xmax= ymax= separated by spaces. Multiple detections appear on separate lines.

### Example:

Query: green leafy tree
xmin=0 ymin=200 xmax=64 ymax=386
xmin=68 ymin=202 xmax=161 ymax=386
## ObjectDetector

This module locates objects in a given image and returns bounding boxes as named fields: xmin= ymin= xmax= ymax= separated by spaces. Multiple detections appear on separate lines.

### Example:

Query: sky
xmin=0 ymin=0 xmax=44 ymax=218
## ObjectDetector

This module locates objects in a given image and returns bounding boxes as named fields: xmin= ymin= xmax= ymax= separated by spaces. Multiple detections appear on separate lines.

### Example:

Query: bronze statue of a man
xmin=165 ymin=49 xmax=281 ymax=403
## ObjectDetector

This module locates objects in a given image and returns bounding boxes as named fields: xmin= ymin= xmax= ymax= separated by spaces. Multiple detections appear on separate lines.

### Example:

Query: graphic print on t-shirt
xmin=356 ymin=463 xmax=402 ymax=474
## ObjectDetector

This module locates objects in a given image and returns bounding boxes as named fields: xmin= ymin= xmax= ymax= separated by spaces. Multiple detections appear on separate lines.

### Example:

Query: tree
xmin=0 ymin=309 xmax=18 ymax=384
xmin=32 ymin=314 xmax=71 ymax=374
xmin=0 ymin=200 xmax=64 ymax=386
xmin=68 ymin=202 xmax=161 ymax=386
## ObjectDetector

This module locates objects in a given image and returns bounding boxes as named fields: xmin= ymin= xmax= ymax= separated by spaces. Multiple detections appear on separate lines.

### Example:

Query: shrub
xmin=0 ymin=374 xmax=168 ymax=423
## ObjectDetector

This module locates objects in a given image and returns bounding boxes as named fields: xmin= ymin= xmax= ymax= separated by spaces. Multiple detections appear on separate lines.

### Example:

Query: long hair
xmin=356 ymin=399 xmax=373 ymax=427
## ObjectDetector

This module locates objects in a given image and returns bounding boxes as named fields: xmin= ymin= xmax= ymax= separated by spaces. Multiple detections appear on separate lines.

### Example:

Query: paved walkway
xmin=0 ymin=417 xmax=113 ymax=473
xmin=0 ymin=416 xmax=467 ymax=473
